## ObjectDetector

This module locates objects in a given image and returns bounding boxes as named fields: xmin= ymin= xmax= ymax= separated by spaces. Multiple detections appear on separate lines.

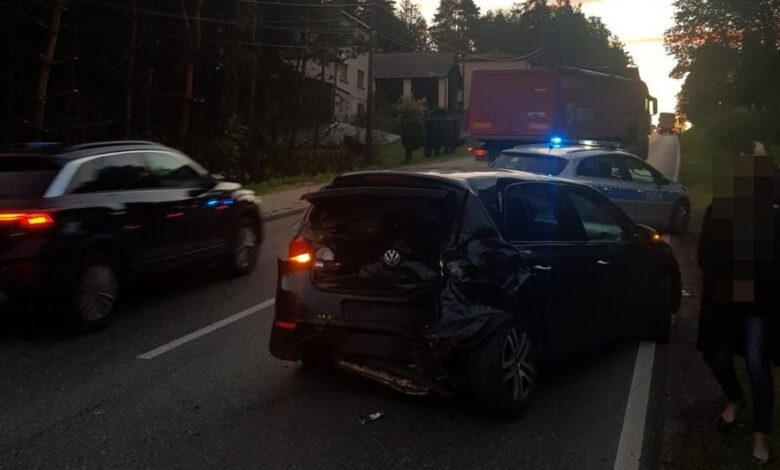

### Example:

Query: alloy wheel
xmin=234 ymin=226 xmax=258 ymax=271
xmin=77 ymin=265 xmax=118 ymax=323
xmin=501 ymin=327 xmax=536 ymax=402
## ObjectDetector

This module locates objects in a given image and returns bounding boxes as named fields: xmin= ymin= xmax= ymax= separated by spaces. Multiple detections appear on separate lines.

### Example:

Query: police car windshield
xmin=492 ymin=152 xmax=569 ymax=176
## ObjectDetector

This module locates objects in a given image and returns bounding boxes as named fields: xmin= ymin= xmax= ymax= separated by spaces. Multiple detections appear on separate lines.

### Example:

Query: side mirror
xmin=210 ymin=173 xmax=225 ymax=182
xmin=658 ymin=176 xmax=672 ymax=186
xmin=634 ymin=224 xmax=662 ymax=243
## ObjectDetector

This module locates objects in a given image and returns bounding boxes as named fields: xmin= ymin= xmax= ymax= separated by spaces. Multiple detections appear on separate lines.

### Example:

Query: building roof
xmin=374 ymin=53 xmax=456 ymax=80
xmin=462 ymin=52 xmax=528 ymax=62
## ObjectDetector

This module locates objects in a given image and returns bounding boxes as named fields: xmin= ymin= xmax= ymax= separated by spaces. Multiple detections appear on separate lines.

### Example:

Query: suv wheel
xmin=226 ymin=217 xmax=259 ymax=276
xmin=668 ymin=200 xmax=689 ymax=235
xmin=468 ymin=319 xmax=539 ymax=419
xmin=69 ymin=264 xmax=119 ymax=331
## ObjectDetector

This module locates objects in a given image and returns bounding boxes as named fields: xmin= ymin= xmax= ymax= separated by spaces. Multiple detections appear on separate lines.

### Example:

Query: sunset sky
xmin=418 ymin=0 xmax=682 ymax=117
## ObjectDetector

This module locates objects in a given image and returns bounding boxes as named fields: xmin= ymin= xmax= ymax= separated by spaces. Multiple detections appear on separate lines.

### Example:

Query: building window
xmin=338 ymin=63 xmax=348 ymax=83
xmin=357 ymin=70 xmax=365 ymax=89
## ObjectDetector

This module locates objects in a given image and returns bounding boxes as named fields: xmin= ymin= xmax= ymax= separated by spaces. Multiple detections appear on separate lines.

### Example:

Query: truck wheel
xmin=225 ymin=217 xmax=259 ymax=277
xmin=68 ymin=263 xmax=119 ymax=331
xmin=468 ymin=318 xmax=538 ymax=419
xmin=667 ymin=200 xmax=689 ymax=235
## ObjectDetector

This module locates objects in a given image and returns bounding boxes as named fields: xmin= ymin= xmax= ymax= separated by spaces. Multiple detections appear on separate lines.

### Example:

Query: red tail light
xmin=288 ymin=235 xmax=312 ymax=264
xmin=275 ymin=321 xmax=297 ymax=330
xmin=0 ymin=212 xmax=54 ymax=229
xmin=475 ymin=149 xmax=488 ymax=158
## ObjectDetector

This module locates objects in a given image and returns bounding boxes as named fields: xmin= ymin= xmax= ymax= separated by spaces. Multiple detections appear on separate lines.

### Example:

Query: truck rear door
xmin=468 ymin=70 xmax=557 ymax=139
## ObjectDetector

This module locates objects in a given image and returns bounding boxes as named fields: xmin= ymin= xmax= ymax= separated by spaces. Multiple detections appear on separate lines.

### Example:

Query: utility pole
xmin=365 ymin=0 xmax=376 ymax=161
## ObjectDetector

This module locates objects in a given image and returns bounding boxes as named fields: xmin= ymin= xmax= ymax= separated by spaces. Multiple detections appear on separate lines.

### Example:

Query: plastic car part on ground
xmin=357 ymin=411 xmax=384 ymax=425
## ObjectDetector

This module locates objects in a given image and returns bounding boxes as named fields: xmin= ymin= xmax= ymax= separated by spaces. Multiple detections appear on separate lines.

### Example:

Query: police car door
xmin=620 ymin=155 xmax=669 ymax=228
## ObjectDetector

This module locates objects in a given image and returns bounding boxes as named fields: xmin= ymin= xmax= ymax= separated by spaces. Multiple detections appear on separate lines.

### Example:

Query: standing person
xmin=697 ymin=148 xmax=779 ymax=465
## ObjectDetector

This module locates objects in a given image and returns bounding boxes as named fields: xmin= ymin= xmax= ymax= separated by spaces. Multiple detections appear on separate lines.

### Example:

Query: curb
xmin=260 ymin=207 xmax=307 ymax=222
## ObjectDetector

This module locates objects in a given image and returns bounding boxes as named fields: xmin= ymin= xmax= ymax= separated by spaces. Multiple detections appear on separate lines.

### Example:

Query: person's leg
xmin=704 ymin=322 xmax=744 ymax=416
xmin=742 ymin=316 xmax=773 ymax=462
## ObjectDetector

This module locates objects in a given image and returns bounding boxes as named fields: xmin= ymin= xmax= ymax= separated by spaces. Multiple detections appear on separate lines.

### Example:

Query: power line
xmin=78 ymin=0 xmax=361 ymax=33
xmin=229 ymin=0 xmax=362 ymax=7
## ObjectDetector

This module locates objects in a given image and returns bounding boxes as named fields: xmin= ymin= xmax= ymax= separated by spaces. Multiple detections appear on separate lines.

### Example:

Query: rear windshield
xmin=0 ymin=157 xmax=60 ymax=198
xmin=491 ymin=152 xmax=568 ymax=176
xmin=306 ymin=193 xmax=457 ymax=243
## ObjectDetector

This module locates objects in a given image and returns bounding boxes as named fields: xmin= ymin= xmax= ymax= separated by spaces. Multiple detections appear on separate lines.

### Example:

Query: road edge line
xmin=672 ymin=138 xmax=681 ymax=182
xmin=137 ymin=298 xmax=276 ymax=360
xmin=614 ymin=340 xmax=656 ymax=470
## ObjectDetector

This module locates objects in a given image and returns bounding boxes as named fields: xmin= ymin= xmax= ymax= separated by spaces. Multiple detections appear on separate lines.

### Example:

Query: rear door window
xmin=492 ymin=152 xmax=568 ymax=175
xmin=144 ymin=153 xmax=203 ymax=189
xmin=0 ymin=157 xmax=60 ymax=198
xmin=69 ymin=153 xmax=155 ymax=193
xmin=576 ymin=155 xmax=626 ymax=180
xmin=623 ymin=157 xmax=659 ymax=185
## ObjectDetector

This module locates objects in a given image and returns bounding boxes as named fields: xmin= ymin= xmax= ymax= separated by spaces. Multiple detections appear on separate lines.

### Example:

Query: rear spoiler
xmin=302 ymin=186 xmax=449 ymax=202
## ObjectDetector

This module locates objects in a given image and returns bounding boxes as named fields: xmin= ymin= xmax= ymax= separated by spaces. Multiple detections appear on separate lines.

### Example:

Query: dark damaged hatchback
xmin=270 ymin=171 xmax=681 ymax=418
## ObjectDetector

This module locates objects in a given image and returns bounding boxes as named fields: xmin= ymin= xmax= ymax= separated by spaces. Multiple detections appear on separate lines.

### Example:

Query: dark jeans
xmin=705 ymin=316 xmax=774 ymax=433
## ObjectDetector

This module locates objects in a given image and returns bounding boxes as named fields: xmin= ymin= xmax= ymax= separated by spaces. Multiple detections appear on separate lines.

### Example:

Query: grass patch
xmin=248 ymin=141 xmax=466 ymax=193
xmin=678 ymin=127 xmax=719 ymax=210
xmin=675 ymin=367 xmax=780 ymax=470
xmin=679 ymin=127 xmax=780 ymax=210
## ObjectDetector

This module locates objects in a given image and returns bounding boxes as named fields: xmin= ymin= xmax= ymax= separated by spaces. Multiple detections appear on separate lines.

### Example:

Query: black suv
xmin=270 ymin=171 xmax=680 ymax=418
xmin=0 ymin=141 xmax=262 ymax=329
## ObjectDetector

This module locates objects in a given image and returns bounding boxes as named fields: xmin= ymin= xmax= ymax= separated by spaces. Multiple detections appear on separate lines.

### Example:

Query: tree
xmin=397 ymin=96 xmax=426 ymax=161
xmin=476 ymin=1 xmax=633 ymax=69
xmin=665 ymin=0 xmax=779 ymax=127
xmin=429 ymin=0 xmax=481 ymax=53
xmin=397 ymin=0 xmax=430 ymax=52
xmin=33 ymin=0 xmax=69 ymax=139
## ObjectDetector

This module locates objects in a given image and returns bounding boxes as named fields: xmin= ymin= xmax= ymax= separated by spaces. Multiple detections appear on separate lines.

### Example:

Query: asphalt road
xmin=0 ymin=141 xmax=681 ymax=470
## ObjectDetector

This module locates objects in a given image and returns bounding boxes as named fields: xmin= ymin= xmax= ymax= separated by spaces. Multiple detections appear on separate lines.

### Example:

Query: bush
xmin=401 ymin=120 xmax=425 ymax=161
xmin=396 ymin=96 xmax=427 ymax=161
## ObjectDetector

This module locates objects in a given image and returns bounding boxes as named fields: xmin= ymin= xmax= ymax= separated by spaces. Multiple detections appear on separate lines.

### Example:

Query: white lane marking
xmin=137 ymin=298 xmax=275 ymax=360
xmin=614 ymin=340 xmax=656 ymax=470
xmin=672 ymin=137 xmax=682 ymax=182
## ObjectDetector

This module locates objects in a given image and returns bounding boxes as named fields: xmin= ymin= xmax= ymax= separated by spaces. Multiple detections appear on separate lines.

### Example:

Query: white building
xmin=303 ymin=53 xmax=369 ymax=123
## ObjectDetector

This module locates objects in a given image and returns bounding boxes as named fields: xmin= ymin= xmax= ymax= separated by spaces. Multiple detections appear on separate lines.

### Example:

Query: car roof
xmin=499 ymin=143 xmax=635 ymax=160
xmin=0 ymin=141 xmax=174 ymax=164
xmin=330 ymin=169 xmax=585 ymax=195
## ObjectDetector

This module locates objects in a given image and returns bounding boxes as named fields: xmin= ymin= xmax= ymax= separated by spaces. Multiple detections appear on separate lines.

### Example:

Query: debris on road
xmin=358 ymin=412 xmax=384 ymax=425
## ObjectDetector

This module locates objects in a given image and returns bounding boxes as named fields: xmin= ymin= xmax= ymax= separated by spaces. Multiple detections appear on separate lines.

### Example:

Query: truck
xmin=657 ymin=112 xmax=677 ymax=134
xmin=466 ymin=67 xmax=658 ymax=160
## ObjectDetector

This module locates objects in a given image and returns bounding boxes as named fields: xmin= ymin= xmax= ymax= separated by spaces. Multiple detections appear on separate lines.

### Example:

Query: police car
xmin=489 ymin=140 xmax=690 ymax=234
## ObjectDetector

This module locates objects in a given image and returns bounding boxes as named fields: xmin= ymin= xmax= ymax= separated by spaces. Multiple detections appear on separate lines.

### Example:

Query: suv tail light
xmin=0 ymin=212 xmax=54 ymax=229
xmin=288 ymin=236 xmax=312 ymax=264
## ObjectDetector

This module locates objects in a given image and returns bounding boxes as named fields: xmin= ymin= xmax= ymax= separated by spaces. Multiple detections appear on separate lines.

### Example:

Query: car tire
xmin=647 ymin=273 xmax=672 ymax=343
xmin=668 ymin=200 xmax=689 ymax=235
xmin=67 ymin=263 xmax=119 ymax=331
xmin=225 ymin=217 xmax=259 ymax=277
xmin=468 ymin=318 xmax=539 ymax=419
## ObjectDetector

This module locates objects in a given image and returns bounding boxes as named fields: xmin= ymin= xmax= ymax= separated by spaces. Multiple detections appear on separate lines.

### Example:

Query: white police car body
xmin=489 ymin=141 xmax=690 ymax=234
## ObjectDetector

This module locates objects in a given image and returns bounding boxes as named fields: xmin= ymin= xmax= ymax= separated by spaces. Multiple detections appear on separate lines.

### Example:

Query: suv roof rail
xmin=64 ymin=140 xmax=161 ymax=151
